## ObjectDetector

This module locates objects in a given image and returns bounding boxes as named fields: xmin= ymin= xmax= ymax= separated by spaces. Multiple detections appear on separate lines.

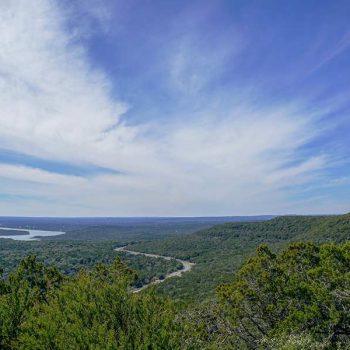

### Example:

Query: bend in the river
xmin=114 ymin=246 xmax=195 ymax=293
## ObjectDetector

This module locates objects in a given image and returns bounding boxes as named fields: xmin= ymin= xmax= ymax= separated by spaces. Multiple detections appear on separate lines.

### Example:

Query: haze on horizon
xmin=0 ymin=0 xmax=349 ymax=216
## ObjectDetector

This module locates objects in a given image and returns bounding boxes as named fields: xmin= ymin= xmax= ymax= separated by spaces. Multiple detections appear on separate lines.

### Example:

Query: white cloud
xmin=0 ymin=163 xmax=85 ymax=186
xmin=167 ymin=32 xmax=238 ymax=96
xmin=0 ymin=0 xmax=131 ymax=166
xmin=311 ymin=31 xmax=350 ymax=73
xmin=0 ymin=0 xmax=340 ymax=216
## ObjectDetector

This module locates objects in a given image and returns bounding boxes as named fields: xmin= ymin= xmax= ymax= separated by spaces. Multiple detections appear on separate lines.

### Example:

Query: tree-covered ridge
xmin=216 ymin=241 xmax=350 ymax=349
xmin=2 ymin=240 xmax=350 ymax=349
xmin=129 ymin=214 xmax=350 ymax=301
xmin=130 ymin=215 xmax=330 ymax=259
xmin=303 ymin=213 xmax=350 ymax=242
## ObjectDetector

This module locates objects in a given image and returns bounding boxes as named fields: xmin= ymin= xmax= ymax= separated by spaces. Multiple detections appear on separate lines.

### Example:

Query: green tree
xmin=18 ymin=258 xmax=186 ymax=349
xmin=217 ymin=242 xmax=350 ymax=349
xmin=0 ymin=256 xmax=63 ymax=349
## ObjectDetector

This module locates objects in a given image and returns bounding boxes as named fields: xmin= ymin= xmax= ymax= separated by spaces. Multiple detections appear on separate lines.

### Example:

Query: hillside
xmin=129 ymin=214 xmax=350 ymax=301
xmin=302 ymin=213 xmax=350 ymax=242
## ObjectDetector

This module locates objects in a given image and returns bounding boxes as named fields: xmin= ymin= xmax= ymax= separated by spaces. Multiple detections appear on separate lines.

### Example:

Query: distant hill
xmin=0 ymin=216 xmax=275 ymax=240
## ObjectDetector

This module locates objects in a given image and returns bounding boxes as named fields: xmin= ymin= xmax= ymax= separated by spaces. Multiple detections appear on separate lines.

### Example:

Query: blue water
xmin=0 ymin=227 xmax=65 ymax=241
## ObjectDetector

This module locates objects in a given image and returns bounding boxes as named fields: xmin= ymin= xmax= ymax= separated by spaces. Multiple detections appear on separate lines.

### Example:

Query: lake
xmin=0 ymin=227 xmax=65 ymax=241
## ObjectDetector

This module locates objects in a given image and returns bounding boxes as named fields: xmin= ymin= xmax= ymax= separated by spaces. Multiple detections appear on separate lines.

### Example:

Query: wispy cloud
xmin=62 ymin=0 xmax=115 ymax=37
xmin=0 ymin=0 xmax=345 ymax=216
xmin=311 ymin=32 xmax=350 ymax=73
xmin=167 ymin=35 xmax=235 ymax=96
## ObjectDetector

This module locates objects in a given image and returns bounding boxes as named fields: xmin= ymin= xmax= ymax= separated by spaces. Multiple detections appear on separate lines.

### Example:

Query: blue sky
xmin=0 ymin=0 xmax=349 ymax=216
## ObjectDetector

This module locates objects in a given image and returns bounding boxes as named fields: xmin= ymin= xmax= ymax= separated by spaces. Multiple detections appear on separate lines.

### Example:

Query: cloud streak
xmin=0 ymin=0 xmax=345 ymax=216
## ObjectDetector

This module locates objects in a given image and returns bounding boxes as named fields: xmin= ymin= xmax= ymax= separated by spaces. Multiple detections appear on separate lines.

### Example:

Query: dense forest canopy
xmin=2 ymin=240 xmax=350 ymax=348
xmin=0 ymin=240 xmax=182 ymax=289
xmin=130 ymin=214 xmax=350 ymax=300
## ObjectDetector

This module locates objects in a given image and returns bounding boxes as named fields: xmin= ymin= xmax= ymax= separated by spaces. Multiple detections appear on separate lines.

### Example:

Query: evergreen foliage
xmin=216 ymin=241 xmax=350 ymax=349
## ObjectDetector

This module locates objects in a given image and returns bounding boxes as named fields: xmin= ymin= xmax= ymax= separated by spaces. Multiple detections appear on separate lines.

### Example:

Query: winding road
xmin=115 ymin=246 xmax=195 ymax=293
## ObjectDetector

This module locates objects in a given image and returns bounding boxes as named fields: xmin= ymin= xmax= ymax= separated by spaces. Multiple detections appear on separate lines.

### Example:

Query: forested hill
xmin=129 ymin=214 xmax=350 ymax=300
xmin=303 ymin=213 xmax=350 ymax=242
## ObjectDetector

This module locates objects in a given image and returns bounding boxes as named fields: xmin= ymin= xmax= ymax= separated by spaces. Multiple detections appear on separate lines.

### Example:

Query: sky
xmin=0 ymin=0 xmax=349 ymax=216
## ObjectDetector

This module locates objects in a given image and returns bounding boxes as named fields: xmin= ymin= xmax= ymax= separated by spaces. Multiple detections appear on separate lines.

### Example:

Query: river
xmin=115 ymin=246 xmax=195 ymax=292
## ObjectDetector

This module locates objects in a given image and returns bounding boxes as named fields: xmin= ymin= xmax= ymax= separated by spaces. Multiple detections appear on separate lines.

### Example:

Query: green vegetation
xmin=46 ymin=222 xmax=214 ymax=241
xmin=1 ymin=214 xmax=350 ymax=348
xmin=2 ymin=214 xmax=350 ymax=301
xmin=216 ymin=241 xmax=350 ymax=348
xmin=0 ymin=240 xmax=181 ymax=289
xmin=0 ymin=216 xmax=273 ymax=238
xmin=0 ymin=256 xmax=185 ymax=349
xmin=129 ymin=214 xmax=350 ymax=301
xmin=2 ymin=240 xmax=350 ymax=348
